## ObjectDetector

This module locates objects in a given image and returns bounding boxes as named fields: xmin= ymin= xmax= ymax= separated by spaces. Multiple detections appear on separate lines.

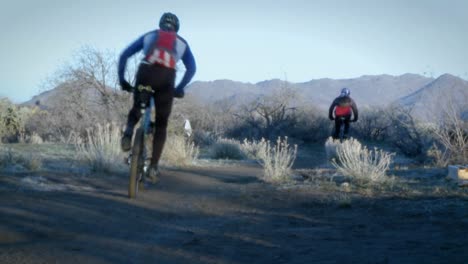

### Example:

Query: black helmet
xmin=340 ymin=87 xmax=350 ymax=97
xmin=159 ymin=12 xmax=179 ymax=32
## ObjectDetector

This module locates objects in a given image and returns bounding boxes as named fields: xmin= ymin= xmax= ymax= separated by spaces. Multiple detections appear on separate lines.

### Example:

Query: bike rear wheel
xmin=339 ymin=123 xmax=345 ymax=143
xmin=129 ymin=128 xmax=144 ymax=199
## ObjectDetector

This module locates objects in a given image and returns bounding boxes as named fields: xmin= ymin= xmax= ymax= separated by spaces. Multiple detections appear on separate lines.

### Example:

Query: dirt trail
xmin=1 ymin=163 xmax=468 ymax=264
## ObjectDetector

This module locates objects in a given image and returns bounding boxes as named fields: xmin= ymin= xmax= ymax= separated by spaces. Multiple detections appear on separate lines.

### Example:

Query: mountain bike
xmin=127 ymin=85 xmax=155 ymax=199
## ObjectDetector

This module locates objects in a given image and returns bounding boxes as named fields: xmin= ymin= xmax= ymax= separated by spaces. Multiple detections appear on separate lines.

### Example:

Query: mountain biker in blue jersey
xmin=118 ymin=12 xmax=196 ymax=180
xmin=328 ymin=88 xmax=358 ymax=140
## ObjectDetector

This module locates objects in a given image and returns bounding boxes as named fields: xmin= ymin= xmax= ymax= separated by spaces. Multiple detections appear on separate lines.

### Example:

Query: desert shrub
xmin=331 ymin=138 xmax=394 ymax=184
xmin=426 ymin=143 xmax=450 ymax=167
xmin=0 ymin=146 xmax=16 ymax=168
xmin=0 ymin=147 xmax=42 ymax=171
xmin=29 ymin=132 xmax=44 ymax=144
xmin=226 ymin=120 xmax=264 ymax=142
xmin=226 ymin=87 xmax=302 ymax=141
xmin=241 ymin=138 xmax=267 ymax=160
xmin=353 ymin=107 xmax=391 ymax=141
xmin=386 ymin=106 xmax=435 ymax=158
xmin=208 ymin=138 xmax=246 ymax=160
xmin=161 ymin=134 xmax=199 ymax=166
xmin=74 ymin=123 xmax=123 ymax=172
xmin=287 ymin=106 xmax=331 ymax=143
xmin=172 ymin=96 xmax=237 ymax=139
xmin=261 ymin=137 xmax=298 ymax=183
xmin=191 ymin=129 xmax=218 ymax=147
xmin=324 ymin=137 xmax=340 ymax=161
xmin=432 ymin=103 xmax=468 ymax=165
xmin=244 ymin=137 xmax=297 ymax=183
xmin=18 ymin=132 xmax=44 ymax=144
xmin=0 ymin=99 xmax=21 ymax=142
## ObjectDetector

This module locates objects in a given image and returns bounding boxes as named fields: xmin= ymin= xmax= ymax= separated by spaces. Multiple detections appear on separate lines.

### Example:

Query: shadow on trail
xmin=1 ymin=167 xmax=468 ymax=264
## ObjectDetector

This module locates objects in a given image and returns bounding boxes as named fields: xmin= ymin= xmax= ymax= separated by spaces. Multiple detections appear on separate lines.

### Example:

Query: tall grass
xmin=75 ymin=123 xmax=123 ymax=172
xmin=161 ymin=134 xmax=199 ymax=167
xmin=0 ymin=146 xmax=42 ymax=171
xmin=331 ymin=138 xmax=394 ymax=184
xmin=243 ymin=137 xmax=297 ymax=183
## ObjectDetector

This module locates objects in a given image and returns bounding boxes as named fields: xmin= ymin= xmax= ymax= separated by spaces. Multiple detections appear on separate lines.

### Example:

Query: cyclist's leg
xmin=121 ymin=64 xmax=152 ymax=151
xmin=343 ymin=117 xmax=351 ymax=138
xmin=125 ymin=89 xmax=151 ymax=133
xmin=332 ymin=118 xmax=341 ymax=139
xmin=150 ymin=85 xmax=174 ymax=168
xmin=148 ymin=65 xmax=176 ymax=170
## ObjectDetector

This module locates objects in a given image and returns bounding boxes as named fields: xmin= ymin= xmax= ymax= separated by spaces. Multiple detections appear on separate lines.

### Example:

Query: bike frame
xmin=140 ymin=97 xmax=155 ymax=174
xmin=128 ymin=85 xmax=155 ymax=198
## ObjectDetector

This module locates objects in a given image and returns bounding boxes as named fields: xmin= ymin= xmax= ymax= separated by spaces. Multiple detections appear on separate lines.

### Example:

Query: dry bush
xmin=280 ymin=105 xmax=331 ymax=143
xmin=74 ymin=123 xmax=123 ymax=172
xmin=241 ymin=138 xmax=267 ymax=160
xmin=432 ymin=103 xmax=468 ymax=165
xmin=324 ymin=137 xmax=340 ymax=161
xmin=0 ymin=146 xmax=16 ymax=168
xmin=208 ymin=138 xmax=246 ymax=160
xmin=352 ymin=107 xmax=391 ymax=141
xmin=18 ymin=132 xmax=44 ymax=144
xmin=331 ymin=138 xmax=394 ymax=184
xmin=386 ymin=105 xmax=435 ymax=157
xmin=161 ymin=134 xmax=199 ymax=167
xmin=244 ymin=137 xmax=297 ymax=183
xmin=192 ymin=130 xmax=217 ymax=147
xmin=426 ymin=143 xmax=450 ymax=167
xmin=262 ymin=137 xmax=297 ymax=183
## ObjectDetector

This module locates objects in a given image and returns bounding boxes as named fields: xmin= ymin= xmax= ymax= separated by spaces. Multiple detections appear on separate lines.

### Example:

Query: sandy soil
xmin=1 ymin=155 xmax=468 ymax=263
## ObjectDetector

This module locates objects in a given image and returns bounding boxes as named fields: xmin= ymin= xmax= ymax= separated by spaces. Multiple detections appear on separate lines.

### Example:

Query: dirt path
xmin=1 ymin=163 xmax=468 ymax=264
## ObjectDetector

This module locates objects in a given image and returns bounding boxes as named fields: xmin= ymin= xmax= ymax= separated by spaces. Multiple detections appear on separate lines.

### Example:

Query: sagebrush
xmin=331 ymin=138 xmax=394 ymax=184
xmin=243 ymin=137 xmax=297 ymax=183
xmin=161 ymin=134 xmax=199 ymax=166
xmin=74 ymin=123 xmax=123 ymax=172
xmin=208 ymin=138 xmax=246 ymax=160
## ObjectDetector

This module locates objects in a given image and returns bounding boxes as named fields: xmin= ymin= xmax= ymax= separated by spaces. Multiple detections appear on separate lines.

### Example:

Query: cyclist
xmin=118 ymin=12 xmax=196 ymax=180
xmin=328 ymin=88 xmax=358 ymax=140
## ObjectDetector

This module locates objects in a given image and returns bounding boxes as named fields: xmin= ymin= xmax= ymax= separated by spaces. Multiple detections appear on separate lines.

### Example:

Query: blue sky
xmin=1 ymin=0 xmax=467 ymax=102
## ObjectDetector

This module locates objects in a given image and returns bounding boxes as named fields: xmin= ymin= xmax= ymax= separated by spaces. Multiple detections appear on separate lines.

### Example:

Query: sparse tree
xmin=234 ymin=86 xmax=299 ymax=139
xmin=387 ymin=105 xmax=432 ymax=157
xmin=37 ymin=46 xmax=133 ymax=139
xmin=433 ymin=96 xmax=468 ymax=164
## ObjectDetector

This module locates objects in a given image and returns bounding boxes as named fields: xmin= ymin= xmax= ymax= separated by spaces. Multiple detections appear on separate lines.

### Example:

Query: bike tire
xmin=129 ymin=128 xmax=144 ymax=199
xmin=339 ymin=119 xmax=346 ymax=143
xmin=339 ymin=125 xmax=344 ymax=143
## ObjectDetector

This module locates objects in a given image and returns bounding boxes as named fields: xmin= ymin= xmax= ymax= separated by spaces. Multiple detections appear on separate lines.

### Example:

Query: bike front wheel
xmin=129 ymin=128 xmax=144 ymax=199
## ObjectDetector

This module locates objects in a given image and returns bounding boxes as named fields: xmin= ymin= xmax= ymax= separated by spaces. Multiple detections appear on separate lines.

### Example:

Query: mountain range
xmin=24 ymin=73 xmax=468 ymax=120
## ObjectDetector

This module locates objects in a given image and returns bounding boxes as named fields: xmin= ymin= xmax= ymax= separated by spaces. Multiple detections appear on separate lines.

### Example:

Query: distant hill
xmin=398 ymin=74 xmax=468 ymax=121
xmin=23 ymin=73 xmax=467 ymax=123
xmin=22 ymin=81 xmax=124 ymax=110
xmin=186 ymin=73 xmax=434 ymax=108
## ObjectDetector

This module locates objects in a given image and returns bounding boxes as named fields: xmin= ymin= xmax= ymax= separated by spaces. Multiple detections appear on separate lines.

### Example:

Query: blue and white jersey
xmin=118 ymin=29 xmax=196 ymax=90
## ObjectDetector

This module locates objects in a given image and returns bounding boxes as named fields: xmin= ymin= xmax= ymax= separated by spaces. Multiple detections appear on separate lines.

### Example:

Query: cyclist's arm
xmin=328 ymin=100 xmax=337 ymax=120
xmin=351 ymin=99 xmax=358 ymax=121
xmin=176 ymin=46 xmax=196 ymax=91
xmin=118 ymin=35 xmax=145 ymax=84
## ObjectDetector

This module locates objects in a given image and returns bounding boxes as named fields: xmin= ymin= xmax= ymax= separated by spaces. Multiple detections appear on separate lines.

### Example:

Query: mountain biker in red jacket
xmin=328 ymin=88 xmax=358 ymax=140
xmin=118 ymin=12 xmax=196 ymax=180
